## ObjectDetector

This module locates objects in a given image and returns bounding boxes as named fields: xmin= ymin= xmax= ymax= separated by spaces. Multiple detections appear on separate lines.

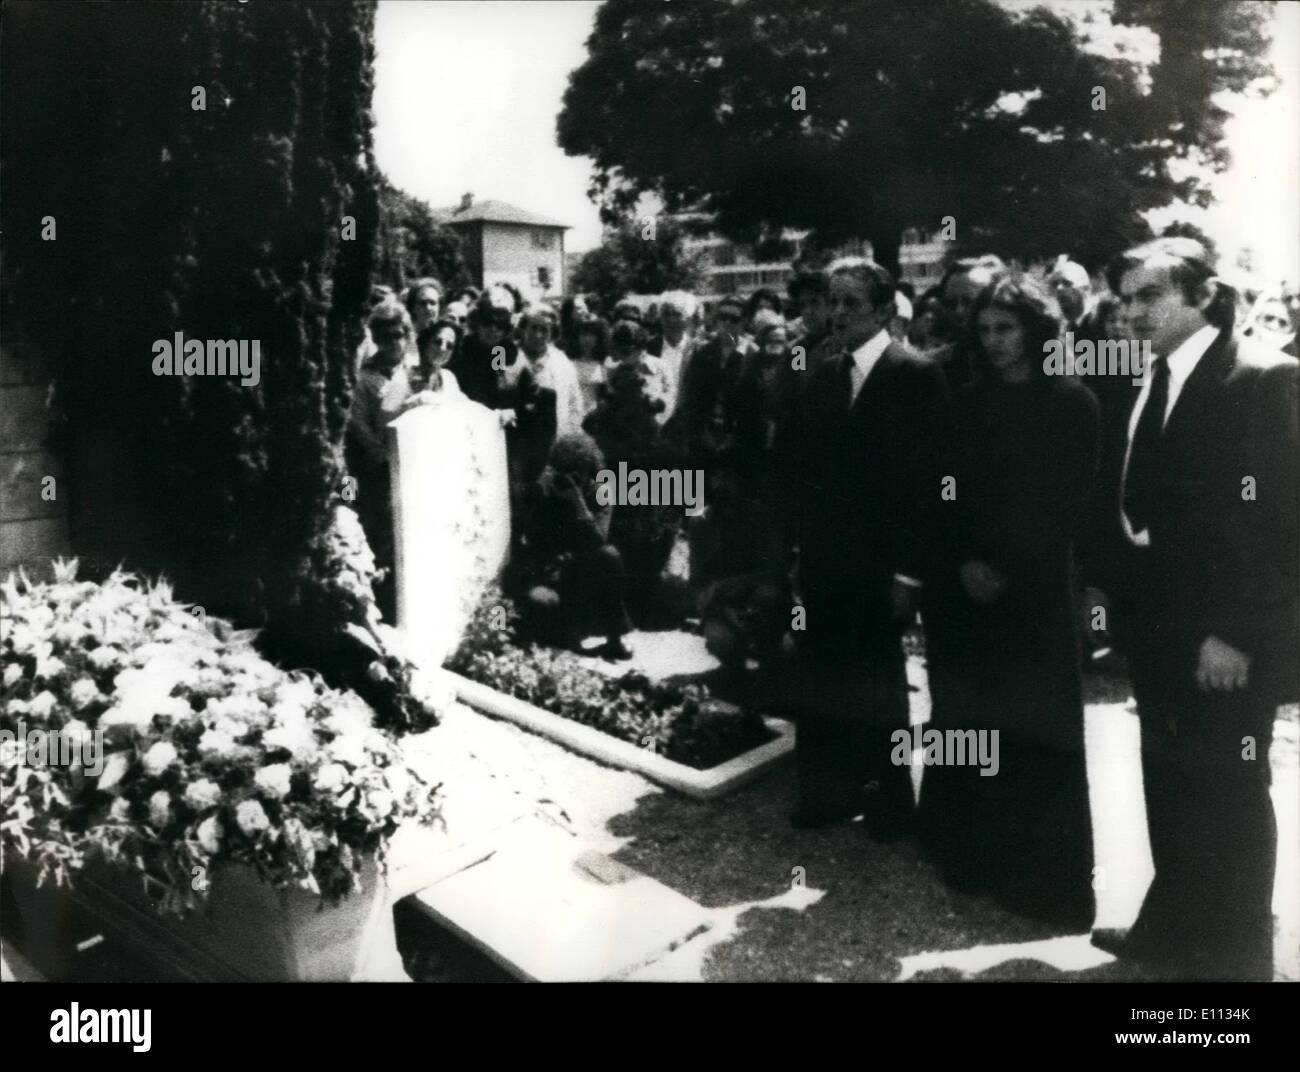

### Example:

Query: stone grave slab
xmin=410 ymin=814 xmax=712 ymax=981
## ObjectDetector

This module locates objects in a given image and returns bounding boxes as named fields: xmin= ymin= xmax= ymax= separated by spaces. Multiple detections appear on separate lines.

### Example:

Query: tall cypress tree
xmin=2 ymin=1 xmax=425 ymax=727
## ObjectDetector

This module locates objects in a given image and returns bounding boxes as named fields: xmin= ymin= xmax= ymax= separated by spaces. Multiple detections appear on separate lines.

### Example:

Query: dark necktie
xmin=840 ymin=351 xmax=856 ymax=413
xmin=1124 ymin=355 xmax=1170 ymax=533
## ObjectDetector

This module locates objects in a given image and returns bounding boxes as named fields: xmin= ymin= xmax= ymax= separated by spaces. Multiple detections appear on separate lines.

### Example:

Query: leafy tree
xmin=558 ymin=0 xmax=1274 ymax=274
xmin=375 ymin=175 xmax=470 ymax=292
xmin=2 ymin=1 xmax=428 ymax=728
xmin=571 ymin=216 xmax=707 ymax=315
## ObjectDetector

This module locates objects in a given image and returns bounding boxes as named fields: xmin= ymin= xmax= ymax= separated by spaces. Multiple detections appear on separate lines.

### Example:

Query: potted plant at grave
xmin=0 ymin=561 xmax=443 ymax=981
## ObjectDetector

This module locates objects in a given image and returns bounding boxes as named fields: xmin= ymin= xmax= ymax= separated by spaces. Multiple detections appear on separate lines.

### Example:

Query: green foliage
xmin=571 ymin=216 xmax=707 ymax=314
xmin=448 ymin=589 xmax=770 ymax=769
xmin=0 ymin=1 xmax=429 ymax=717
xmin=558 ymin=0 xmax=1275 ymax=271
xmin=375 ymin=175 xmax=471 ymax=292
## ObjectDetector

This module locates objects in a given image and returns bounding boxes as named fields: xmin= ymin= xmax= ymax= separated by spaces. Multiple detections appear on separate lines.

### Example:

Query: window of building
xmin=531 ymin=229 xmax=553 ymax=250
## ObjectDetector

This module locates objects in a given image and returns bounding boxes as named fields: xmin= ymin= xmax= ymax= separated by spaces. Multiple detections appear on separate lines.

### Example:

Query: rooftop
xmin=432 ymin=197 xmax=569 ymax=229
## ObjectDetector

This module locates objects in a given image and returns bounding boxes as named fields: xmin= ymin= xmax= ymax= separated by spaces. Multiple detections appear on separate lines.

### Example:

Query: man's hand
xmin=1195 ymin=635 xmax=1250 ymax=692
xmin=498 ymin=408 xmax=517 ymax=428
xmin=959 ymin=560 xmax=1006 ymax=605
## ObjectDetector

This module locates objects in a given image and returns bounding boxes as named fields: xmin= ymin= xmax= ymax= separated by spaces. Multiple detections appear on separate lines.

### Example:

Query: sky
xmin=374 ymin=0 xmax=1299 ymax=283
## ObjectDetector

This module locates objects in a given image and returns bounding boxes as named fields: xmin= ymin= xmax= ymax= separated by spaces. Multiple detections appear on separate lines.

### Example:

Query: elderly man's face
xmin=411 ymin=286 xmax=440 ymax=329
xmin=1049 ymin=268 xmax=1091 ymax=323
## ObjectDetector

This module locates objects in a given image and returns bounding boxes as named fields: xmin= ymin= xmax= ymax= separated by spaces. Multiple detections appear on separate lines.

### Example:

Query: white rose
xmin=184 ymin=778 xmax=222 ymax=810
xmin=88 ymin=645 xmax=124 ymax=671
xmin=327 ymin=733 xmax=365 ymax=768
xmin=148 ymin=790 xmax=173 ymax=828
xmin=384 ymin=764 xmax=412 ymax=801
xmin=235 ymin=799 xmax=270 ymax=836
xmin=254 ymin=763 xmax=292 ymax=800
xmin=142 ymin=741 xmax=178 ymax=775
xmin=313 ymin=763 xmax=349 ymax=794
xmin=110 ymin=798 xmax=132 ymax=821
xmin=52 ymin=620 xmax=87 ymax=647
xmin=61 ymin=718 xmax=93 ymax=747
xmin=27 ymin=691 xmax=57 ymax=719
xmin=365 ymin=788 xmax=396 ymax=818
xmin=69 ymin=677 xmax=100 ymax=710
xmin=8 ymin=622 xmax=38 ymax=655
xmin=197 ymin=815 xmax=222 ymax=854
xmin=276 ymin=678 xmax=317 ymax=710
xmin=3 ymin=663 xmax=23 ymax=687
xmin=34 ymin=655 xmax=66 ymax=681
xmin=197 ymin=729 xmax=237 ymax=759
xmin=264 ymin=722 xmax=317 ymax=762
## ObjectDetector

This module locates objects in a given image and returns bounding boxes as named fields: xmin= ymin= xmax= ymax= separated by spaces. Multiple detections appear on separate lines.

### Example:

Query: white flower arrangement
xmin=1 ymin=560 xmax=442 ymax=912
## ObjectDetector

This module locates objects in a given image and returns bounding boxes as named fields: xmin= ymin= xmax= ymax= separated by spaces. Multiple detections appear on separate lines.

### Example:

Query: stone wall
xmin=0 ymin=338 xmax=68 ymax=579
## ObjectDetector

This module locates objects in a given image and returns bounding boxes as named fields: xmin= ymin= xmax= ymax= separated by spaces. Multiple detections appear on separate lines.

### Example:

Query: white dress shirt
xmin=849 ymin=327 xmax=892 ymax=405
xmin=531 ymin=344 xmax=587 ymax=438
xmin=1119 ymin=323 xmax=1221 ymax=546
xmin=656 ymin=334 xmax=693 ymax=418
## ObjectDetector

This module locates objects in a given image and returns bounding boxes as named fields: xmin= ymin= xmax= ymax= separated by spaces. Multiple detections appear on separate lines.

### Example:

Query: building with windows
xmin=897 ymin=226 xmax=955 ymax=294
xmin=672 ymin=214 xmax=873 ymax=298
xmin=432 ymin=194 xmax=569 ymax=305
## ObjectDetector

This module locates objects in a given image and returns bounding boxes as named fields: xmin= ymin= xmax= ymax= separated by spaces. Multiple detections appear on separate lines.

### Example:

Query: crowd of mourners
xmin=346 ymin=239 xmax=1298 ymax=981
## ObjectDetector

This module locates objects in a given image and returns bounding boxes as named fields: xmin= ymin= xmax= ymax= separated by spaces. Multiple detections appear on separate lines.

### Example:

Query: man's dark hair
xmin=612 ymin=300 xmax=643 ymax=325
xmin=788 ymin=269 xmax=830 ymax=303
xmin=744 ymin=287 xmax=783 ymax=320
xmin=1106 ymin=236 xmax=1234 ymax=332
xmin=831 ymin=260 xmax=897 ymax=313
xmin=470 ymin=296 xmax=513 ymax=331
xmin=611 ymin=319 xmax=647 ymax=351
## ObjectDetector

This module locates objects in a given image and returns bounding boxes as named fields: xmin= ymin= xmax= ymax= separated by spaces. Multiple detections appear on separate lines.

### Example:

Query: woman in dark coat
xmin=920 ymin=273 xmax=1099 ymax=931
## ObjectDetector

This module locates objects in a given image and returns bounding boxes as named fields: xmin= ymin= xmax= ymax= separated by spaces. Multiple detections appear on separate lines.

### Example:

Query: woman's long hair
xmin=575 ymin=316 xmax=611 ymax=363
xmin=968 ymin=273 xmax=1062 ymax=383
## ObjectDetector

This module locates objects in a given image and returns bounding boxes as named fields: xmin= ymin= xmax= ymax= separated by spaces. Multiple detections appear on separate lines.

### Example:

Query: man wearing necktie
xmin=782 ymin=262 xmax=949 ymax=832
xmin=1092 ymin=238 xmax=1298 ymax=980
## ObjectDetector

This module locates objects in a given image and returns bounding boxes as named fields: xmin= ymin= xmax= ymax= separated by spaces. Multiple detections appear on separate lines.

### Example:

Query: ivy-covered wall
xmin=2 ymin=0 xmax=379 ymax=658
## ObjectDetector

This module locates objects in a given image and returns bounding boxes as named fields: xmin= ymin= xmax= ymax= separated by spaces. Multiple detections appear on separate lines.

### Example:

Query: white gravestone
xmin=388 ymin=397 xmax=510 ymax=668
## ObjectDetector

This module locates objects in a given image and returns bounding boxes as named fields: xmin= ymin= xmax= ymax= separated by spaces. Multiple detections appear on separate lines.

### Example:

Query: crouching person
xmin=511 ymin=434 xmax=633 ymax=661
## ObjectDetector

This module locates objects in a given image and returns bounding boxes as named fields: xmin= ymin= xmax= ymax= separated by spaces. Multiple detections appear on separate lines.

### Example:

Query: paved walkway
xmin=409 ymin=631 xmax=1298 ymax=982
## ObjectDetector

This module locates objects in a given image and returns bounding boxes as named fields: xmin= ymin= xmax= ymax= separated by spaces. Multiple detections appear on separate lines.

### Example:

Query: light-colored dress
xmin=380 ymin=366 xmax=461 ymax=423
xmin=530 ymin=345 xmax=587 ymax=438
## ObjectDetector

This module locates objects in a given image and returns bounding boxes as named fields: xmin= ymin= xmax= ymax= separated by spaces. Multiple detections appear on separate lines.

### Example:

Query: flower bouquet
xmin=1 ymin=560 xmax=443 ymax=979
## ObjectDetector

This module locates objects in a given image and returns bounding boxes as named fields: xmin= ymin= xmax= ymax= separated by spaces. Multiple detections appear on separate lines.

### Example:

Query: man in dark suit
xmin=783 ymin=262 xmax=950 ymax=831
xmin=1092 ymin=237 xmax=1298 ymax=980
xmin=666 ymin=295 xmax=748 ymax=468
